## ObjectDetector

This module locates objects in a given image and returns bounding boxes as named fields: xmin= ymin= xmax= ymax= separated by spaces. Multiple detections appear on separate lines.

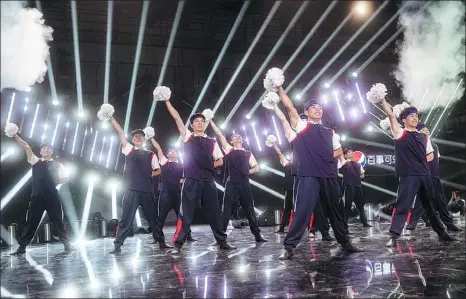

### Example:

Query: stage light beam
xmin=70 ymin=0 xmax=84 ymax=112
xmin=103 ymin=1 xmax=114 ymax=104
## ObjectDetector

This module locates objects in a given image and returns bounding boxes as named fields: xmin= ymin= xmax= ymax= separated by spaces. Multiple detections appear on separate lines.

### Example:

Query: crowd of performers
xmin=5 ymin=68 xmax=459 ymax=259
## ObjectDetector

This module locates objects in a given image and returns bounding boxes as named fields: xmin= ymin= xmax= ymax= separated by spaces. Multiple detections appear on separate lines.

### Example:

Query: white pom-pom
xmin=266 ymin=135 xmax=277 ymax=143
xmin=263 ymin=68 xmax=285 ymax=92
xmin=365 ymin=83 xmax=387 ymax=104
xmin=393 ymin=104 xmax=404 ymax=119
xmin=153 ymin=86 xmax=171 ymax=101
xmin=202 ymin=109 xmax=214 ymax=121
xmin=4 ymin=123 xmax=19 ymax=137
xmin=143 ymin=127 xmax=155 ymax=140
xmin=97 ymin=103 xmax=114 ymax=121
xmin=265 ymin=140 xmax=274 ymax=148
xmin=380 ymin=117 xmax=391 ymax=130
xmin=261 ymin=91 xmax=280 ymax=110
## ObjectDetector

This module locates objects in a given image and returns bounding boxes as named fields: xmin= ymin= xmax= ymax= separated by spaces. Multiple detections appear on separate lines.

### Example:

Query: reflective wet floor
xmin=1 ymin=220 xmax=465 ymax=298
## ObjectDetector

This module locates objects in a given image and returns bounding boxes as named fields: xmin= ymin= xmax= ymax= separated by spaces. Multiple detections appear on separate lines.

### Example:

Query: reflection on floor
xmin=1 ymin=220 xmax=465 ymax=298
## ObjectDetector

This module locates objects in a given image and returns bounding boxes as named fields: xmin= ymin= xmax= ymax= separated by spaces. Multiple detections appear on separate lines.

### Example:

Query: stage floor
xmin=1 ymin=221 xmax=465 ymax=298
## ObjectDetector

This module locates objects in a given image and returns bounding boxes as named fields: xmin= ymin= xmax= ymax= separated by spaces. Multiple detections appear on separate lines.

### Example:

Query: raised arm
xmin=272 ymin=143 xmax=286 ymax=165
xmin=110 ymin=116 xmax=127 ymax=147
xmin=209 ymin=119 xmax=229 ymax=151
xmin=273 ymin=105 xmax=293 ymax=139
xmin=165 ymin=100 xmax=187 ymax=137
xmin=13 ymin=134 xmax=34 ymax=161
xmin=277 ymin=86 xmax=300 ymax=129
xmin=380 ymin=97 xmax=401 ymax=136
xmin=149 ymin=138 xmax=165 ymax=161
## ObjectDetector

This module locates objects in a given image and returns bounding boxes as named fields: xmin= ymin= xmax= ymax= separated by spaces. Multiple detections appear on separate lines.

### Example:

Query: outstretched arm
xmin=277 ymin=86 xmax=300 ymax=129
xmin=150 ymin=138 xmax=165 ymax=161
xmin=209 ymin=119 xmax=230 ymax=151
xmin=273 ymin=105 xmax=293 ymax=140
xmin=110 ymin=116 xmax=128 ymax=147
xmin=380 ymin=97 xmax=401 ymax=136
xmin=13 ymin=134 xmax=34 ymax=161
xmin=272 ymin=143 xmax=287 ymax=165
xmin=165 ymin=100 xmax=187 ymax=137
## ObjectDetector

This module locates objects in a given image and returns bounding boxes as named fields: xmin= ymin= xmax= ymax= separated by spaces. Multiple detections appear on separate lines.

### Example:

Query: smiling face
xmin=132 ymin=133 xmax=145 ymax=147
xmin=40 ymin=145 xmax=53 ymax=159
xmin=230 ymin=134 xmax=243 ymax=148
xmin=402 ymin=113 xmax=419 ymax=130
xmin=304 ymin=104 xmax=323 ymax=121
xmin=190 ymin=116 xmax=206 ymax=134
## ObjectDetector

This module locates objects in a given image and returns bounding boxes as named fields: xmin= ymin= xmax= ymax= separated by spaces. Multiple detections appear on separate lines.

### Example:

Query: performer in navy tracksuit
xmin=276 ymin=87 xmax=362 ymax=259
xmin=405 ymin=123 xmax=459 ymax=233
xmin=9 ymin=135 xmax=71 ymax=255
xmin=379 ymin=97 xmax=455 ymax=247
xmin=209 ymin=119 xmax=267 ymax=242
xmin=149 ymin=139 xmax=196 ymax=247
xmin=272 ymin=107 xmax=333 ymax=241
xmin=340 ymin=148 xmax=372 ymax=230
xmin=108 ymin=116 xmax=162 ymax=254
xmin=163 ymin=99 xmax=235 ymax=252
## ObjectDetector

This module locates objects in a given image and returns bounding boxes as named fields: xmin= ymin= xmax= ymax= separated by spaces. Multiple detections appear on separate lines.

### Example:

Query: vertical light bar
xmin=251 ymin=122 xmax=261 ymax=151
xmin=41 ymin=112 xmax=50 ymax=143
xmin=222 ymin=1 xmax=308 ymax=124
xmin=29 ymin=104 xmax=40 ymax=138
xmin=355 ymin=82 xmax=367 ymax=113
xmin=106 ymin=136 xmax=114 ymax=168
xmin=70 ymin=0 xmax=84 ymax=112
xmin=111 ymin=184 xmax=117 ymax=219
xmin=182 ymin=1 xmax=250 ymax=129
xmin=424 ymin=82 xmax=446 ymax=123
xmin=178 ymin=151 xmax=183 ymax=164
xmin=333 ymin=91 xmax=345 ymax=121
xmin=418 ymin=88 xmax=429 ymax=112
xmin=51 ymin=113 xmax=61 ymax=146
xmin=99 ymin=136 xmax=107 ymax=164
xmin=6 ymin=92 xmax=16 ymax=124
xmin=62 ymin=122 xmax=70 ymax=151
xmin=135 ymin=210 xmax=142 ymax=227
xmin=242 ymin=126 xmax=250 ymax=146
xmin=212 ymin=1 xmax=282 ymax=114
xmin=103 ymin=0 xmax=114 ymax=104
xmin=124 ymin=1 xmax=150 ymax=133
xmin=80 ymin=127 xmax=88 ymax=157
xmin=271 ymin=116 xmax=282 ymax=145
xmin=71 ymin=121 xmax=79 ymax=154
xmin=80 ymin=179 xmax=96 ymax=239
xmin=89 ymin=130 xmax=99 ymax=162
xmin=147 ymin=0 xmax=185 ymax=126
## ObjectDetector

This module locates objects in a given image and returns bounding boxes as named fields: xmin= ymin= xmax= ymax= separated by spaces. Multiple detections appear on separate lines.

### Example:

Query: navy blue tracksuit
xmin=18 ymin=157 xmax=70 ymax=248
xmin=114 ymin=144 xmax=161 ymax=247
xmin=173 ymin=132 xmax=227 ymax=247
xmin=340 ymin=161 xmax=368 ymax=226
xmin=405 ymin=143 xmax=454 ymax=230
xmin=284 ymin=120 xmax=349 ymax=250
xmin=221 ymin=146 xmax=261 ymax=237
xmin=389 ymin=130 xmax=446 ymax=238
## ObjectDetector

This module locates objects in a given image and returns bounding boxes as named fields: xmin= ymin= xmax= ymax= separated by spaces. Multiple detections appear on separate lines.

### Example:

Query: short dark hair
xmin=40 ymin=143 xmax=53 ymax=151
xmin=230 ymin=133 xmax=242 ymax=141
xmin=400 ymin=106 xmax=418 ymax=120
xmin=304 ymin=99 xmax=321 ymax=111
xmin=189 ymin=113 xmax=206 ymax=124
xmin=131 ymin=129 xmax=145 ymax=137
xmin=343 ymin=147 xmax=353 ymax=155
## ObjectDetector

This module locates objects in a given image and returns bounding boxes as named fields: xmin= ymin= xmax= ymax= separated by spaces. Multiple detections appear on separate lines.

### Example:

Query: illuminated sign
xmin=366 ymin=154 xmax=395 ymax=166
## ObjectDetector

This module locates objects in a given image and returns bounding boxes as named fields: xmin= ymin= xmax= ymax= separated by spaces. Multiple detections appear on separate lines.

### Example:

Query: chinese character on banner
xmin=374 ymin=262 xmax=382 ymax=276
xmin=383 ymin=262 xmax=391 ymax=275
xmin=376 ymin=155 xmax=384 ymax=164
xmin=392 ymin=155 xmax=396 ymax=164
xmin=367 ymin=155 xmax=376 ymax=165
xmin=384 ymin=155 xmax=392 ymax=164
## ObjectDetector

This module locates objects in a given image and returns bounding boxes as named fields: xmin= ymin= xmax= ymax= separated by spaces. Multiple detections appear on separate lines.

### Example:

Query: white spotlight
xmin=355 ymin=2 xmax=367 ymax=15
xmin=350 ymin=108 xmax=359 ymax=118
xmin=324 ymin=83 xmax=330 ymax=89
xmin=25 ymin=97 xmax=29 ymax=103
xmin=245 ymin=114 xmax=251 ymax=120
xmin=66 ymin=163 xmax=77 ymax=177
xmin=52 ymin=99 xmax=60 ymax=106
xmin=23 ymin=105 xmax=28 ymax=112
xmin=101 ymin=122 xmax=109 ymax=130
xmin=220 ymin=123 xmax=226 ymax=130
xmin=367 ymin=125 xmax=374 ymax=132
xmin=77 ymin=110 xmax=87 ymax=119
xmin=341 ymin=135 xmax=347 ymax=141
xmin=352 ymin=72 xmax=358 ymax=78
xmin=346 ymin=93 xmax=353 ymax=100
xmin=295 ymin=93 xmax=302 ymax=101
xmin=24 ymin=86 xmax=32 ymax=92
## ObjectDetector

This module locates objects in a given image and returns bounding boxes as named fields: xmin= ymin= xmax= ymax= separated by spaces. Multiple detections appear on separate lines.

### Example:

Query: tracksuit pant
xmin=406 ymin=176 xmax=454 ymax=230
xmin=18 ymin=194 xmax=69 ymax=247
xmin=389 ymin=176 xmax=446 ymax=238
xmin=221 ymin=182 xmax=261 ymax=237
xmin=173 ymin=179 xmax=227 ymax=247
xmin=114 ymin=190 xmax=159 ymax=246
xmin=284 ymin=176 xmax=349 ymax=250
xmin=278 ymin=189 xmax=294 ymax=230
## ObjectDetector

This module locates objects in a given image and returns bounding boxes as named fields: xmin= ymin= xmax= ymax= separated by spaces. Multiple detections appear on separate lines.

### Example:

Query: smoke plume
xmin=393 ymin=1 xmax=465 ymax=112
xmin=1 ymin=1 xmax=53 ymax=91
